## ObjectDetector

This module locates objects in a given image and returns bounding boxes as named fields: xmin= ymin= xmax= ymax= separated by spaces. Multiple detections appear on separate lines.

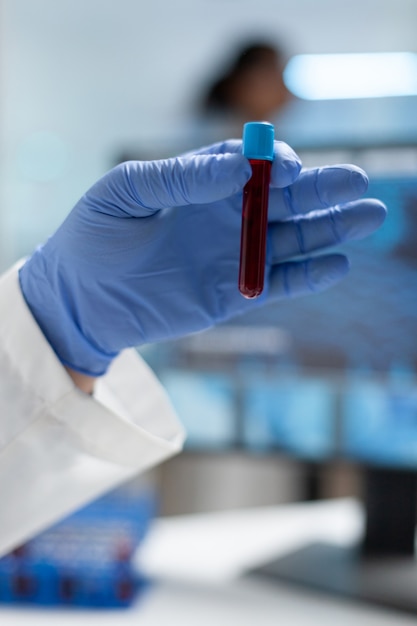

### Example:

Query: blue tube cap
xmin=242 ymin=121 xmax=275 ymax=161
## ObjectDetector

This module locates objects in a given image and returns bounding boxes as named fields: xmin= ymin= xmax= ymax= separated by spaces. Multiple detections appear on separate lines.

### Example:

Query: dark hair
xmin=201 ymin=41 xmax=284 ymax=114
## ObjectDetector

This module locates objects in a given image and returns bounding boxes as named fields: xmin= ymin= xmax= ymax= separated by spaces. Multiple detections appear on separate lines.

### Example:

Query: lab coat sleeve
xmin=0 ymin=263 xmax=186 ymax=557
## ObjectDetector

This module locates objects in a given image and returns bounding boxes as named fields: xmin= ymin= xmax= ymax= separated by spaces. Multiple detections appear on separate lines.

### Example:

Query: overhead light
xmin=284 ymin=52 xmax=417 ymax=100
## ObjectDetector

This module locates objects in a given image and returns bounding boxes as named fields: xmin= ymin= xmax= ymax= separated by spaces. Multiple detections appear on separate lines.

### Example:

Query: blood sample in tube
xmin=238 ymin=121 xmax=274 ymax=298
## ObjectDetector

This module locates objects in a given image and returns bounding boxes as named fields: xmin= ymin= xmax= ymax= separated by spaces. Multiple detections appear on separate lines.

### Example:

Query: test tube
xmin=238 ymin=121 xmax=274 ymax=299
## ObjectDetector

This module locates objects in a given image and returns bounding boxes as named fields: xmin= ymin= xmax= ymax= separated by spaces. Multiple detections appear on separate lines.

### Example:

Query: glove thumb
xmin=86 ymin=153 xmax=252 ymax=217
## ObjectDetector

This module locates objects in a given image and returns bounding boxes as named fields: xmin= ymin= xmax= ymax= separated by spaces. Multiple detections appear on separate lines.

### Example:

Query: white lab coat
xmin=0 ymin=263 xmax=185 ymax=557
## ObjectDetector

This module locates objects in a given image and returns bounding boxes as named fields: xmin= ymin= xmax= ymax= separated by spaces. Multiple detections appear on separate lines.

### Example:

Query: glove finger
xmin=268 ymin=199 xmax=387 ymax=262
xmin=266 ymin=254 xmax=350 ymax=301
xmin=268 ymin=165 xmax=369 ymax=221
xmin=188 ymin=139 xmax=302 ymax=188
xmin=183 ymin=139 xmax=242 ymax=156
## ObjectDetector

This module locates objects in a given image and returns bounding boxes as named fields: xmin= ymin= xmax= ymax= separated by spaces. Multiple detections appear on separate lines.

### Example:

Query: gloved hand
xmin=19 ymin=139 xmax=386 ymax=377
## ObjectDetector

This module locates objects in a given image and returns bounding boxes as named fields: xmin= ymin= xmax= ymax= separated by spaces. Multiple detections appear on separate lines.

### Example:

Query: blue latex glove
xmin=19 ymin=140 xmax=386 ymax=376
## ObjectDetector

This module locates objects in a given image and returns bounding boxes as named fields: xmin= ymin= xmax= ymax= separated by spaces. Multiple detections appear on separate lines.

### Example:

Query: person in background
xmin=115 ymin=40 xmax=291 ymax=160
xmin=0 ymin=136 xmax=386 ymax=558
xmin=196 ymin=40 xmax=292 ymax=142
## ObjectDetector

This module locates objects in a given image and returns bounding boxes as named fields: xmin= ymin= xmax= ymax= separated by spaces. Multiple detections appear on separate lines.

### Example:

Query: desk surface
xmin=1 ymin=499 xmax=416 ymax=625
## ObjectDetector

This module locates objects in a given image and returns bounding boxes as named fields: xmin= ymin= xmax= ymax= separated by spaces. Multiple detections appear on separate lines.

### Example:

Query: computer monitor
xmin=244 ymin=148 xmax=417 ymax=613
xmin=142 ymin=145 xmax=417 ymax=613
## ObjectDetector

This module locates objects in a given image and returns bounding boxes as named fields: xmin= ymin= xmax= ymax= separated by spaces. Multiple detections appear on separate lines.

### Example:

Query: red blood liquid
xmin=238 ymin=159 xmax=272 ymax=298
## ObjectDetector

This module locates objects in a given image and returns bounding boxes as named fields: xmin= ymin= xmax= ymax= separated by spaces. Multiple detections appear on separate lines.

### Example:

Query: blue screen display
xmin=342 ymin=376 xmax=417 ymax=467
xmin=241 ymin=376 xmax=335 ymax=460
xmin=158 ymin=370 xmax=237 ymax=449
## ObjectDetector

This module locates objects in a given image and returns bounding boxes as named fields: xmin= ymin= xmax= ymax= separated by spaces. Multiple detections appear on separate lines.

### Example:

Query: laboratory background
xmin=1 ymin=0 xmax=417 ymax=623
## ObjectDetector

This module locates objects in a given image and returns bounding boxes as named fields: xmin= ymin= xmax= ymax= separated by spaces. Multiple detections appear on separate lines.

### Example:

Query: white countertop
xmin=1 ymin=498 xmax=415 ymax=625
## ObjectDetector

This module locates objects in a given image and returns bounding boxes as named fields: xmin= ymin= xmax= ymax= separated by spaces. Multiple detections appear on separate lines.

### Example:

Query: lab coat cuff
xmin=0 ymin=263 xmax=185 ymax=555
